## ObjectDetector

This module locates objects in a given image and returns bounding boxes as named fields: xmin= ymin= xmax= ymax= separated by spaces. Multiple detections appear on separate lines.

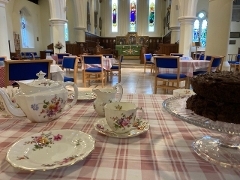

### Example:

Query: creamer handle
xmin=63 ymin=82 xmax=78 ymax=111
xmin=114 ymin=83 xmax=123 ymax=102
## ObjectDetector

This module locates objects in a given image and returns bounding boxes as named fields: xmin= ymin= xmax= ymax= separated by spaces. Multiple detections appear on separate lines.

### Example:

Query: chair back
xmin=144 ymin=54 xmax=152 ymax=62
xmin=154 ymin=56 xmax=179 ymax=69
xmin=62 ymin=56 xmax=78 ymax=69
xmin=62 ymin=56 xmax=78 ymax=83
xmin=205 ymin=55 xmax=212 ymax=60
xmin=208 ymin=56 xmax=224 ymax=72
xmin=0 ymin=56 xmax=6 ymax=66
xmin=237 ymin=54 xmax=240 ymax=62
xmin=56 ymin=53 xmax=70 ymax=64
xmin=170 ymin=53 xmax=183 ymax=57
xmin=199 ymin=54 xmax=205 ymax=60
xmin=82 ymin=55 xmax=102 ymax=65
xmin=4 ymin=59 xmax=52 ymax=87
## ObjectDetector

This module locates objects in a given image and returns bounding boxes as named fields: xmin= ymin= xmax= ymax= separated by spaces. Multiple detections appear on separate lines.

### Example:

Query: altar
xmin=115 ymin=45 xmax=141 ymax=56
xmin=115 ymin=32 xmax=149 ymax=59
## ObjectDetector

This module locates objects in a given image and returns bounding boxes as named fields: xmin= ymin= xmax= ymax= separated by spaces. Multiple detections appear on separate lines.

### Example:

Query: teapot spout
xmin=0 ymin=89 xmax=26 ymax=117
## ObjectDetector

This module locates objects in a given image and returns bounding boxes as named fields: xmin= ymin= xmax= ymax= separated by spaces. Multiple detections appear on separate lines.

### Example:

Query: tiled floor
xmin=66 ymin=64 xmax=167 ymax=94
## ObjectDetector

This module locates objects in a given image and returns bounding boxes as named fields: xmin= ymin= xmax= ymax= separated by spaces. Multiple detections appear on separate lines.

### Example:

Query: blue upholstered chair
xmin=62 ymin=56 xmax=79 ymax=84
xmin=193 ymin=56 xmax=224 ymax=75
xmin=4 ymin=59 xmax=52 ymax=87
xmin=153 ymin=56 xmax=187 ymax=94
xmin=33 ymin=52 xmax=40 ymax=59
xmin=199 ymin=54 xmax=205 ymax=60
xmin=109 ymin=55 xmax=123 ymax=83
xmin=56 ymin=53 xmax=70 ymax=65
xmin=228 ymin=54 xmax=239 ymax=71
xmin=170 ymin=53 xmax=183 ymax=57
xmin=0 ymin=56 xmax=6 ymax=66
xmin=21 ymin=52 xmax=26 ymax=59
xmin=144 ymin=53 xmax=154 ymax=73
xmin=82 ymin=55 xmax=106 ymax=87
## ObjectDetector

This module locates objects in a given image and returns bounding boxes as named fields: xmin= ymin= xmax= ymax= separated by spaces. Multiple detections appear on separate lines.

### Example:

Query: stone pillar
xmin=0 ymin=0 xmax=10 ymax=59
xmin=205 ymin=0 xmax=233 ymax=70
xmin=48 ymin=0 xmax=67 ymax=53
xmin=169 ymin=0 xmax=180 ymax=44
xmin=177 ymin=0 xmax=198 ymax=56
xmin=73 ymin=0 xmax=87 ymax=42
xmin=49 ymin=20 xmax=67 ymax=53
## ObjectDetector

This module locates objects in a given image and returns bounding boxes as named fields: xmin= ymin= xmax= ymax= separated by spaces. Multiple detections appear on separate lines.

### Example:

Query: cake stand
xmin=162 ymin=96 xmax=240 ymax=169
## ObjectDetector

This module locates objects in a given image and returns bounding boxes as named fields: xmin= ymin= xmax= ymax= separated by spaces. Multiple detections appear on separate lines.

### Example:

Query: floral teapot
xmin=0 ymin=71 xmax=78 ymax=123
xmin=92 ymin=83 xmax=123 ymax=116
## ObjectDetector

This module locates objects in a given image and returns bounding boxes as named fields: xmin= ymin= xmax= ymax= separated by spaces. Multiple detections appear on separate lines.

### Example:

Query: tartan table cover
xmin=83 ymin=58 xmax=116 ymax=71
xmin=0 ymin=94 xmax=239 ymax=180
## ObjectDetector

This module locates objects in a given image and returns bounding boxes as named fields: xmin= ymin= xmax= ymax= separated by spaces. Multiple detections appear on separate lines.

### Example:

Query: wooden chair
xmin=82 ymin=55 xmax=106 ymax=87
xmin=207 ymin=56 xmax=224 ymax=72
xmin=193 ymin=56 xmax=224 ymax=75
xmin=154 ymin=56 xmax=187 ymax=94
xmin=62 ymin=56 xmax=79 ymax=84
xmin=56 ymin=53 xmax=70 ymax=65
xmin=0 ymin=56 xmax=7 ymax=66
xmin=144 ymin=53 xmax=154 ymax=73
xmin=4 ymin=59 xmax=52 ymax=87
xmin=109 ymin=55 xmax=123 ymax=83
xmin=228 ymin=54 xmax=238 ymax=71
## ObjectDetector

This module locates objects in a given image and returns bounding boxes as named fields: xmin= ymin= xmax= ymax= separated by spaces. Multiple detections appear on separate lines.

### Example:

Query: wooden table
xmin=0 ymin=94 xmax=239 ymax=179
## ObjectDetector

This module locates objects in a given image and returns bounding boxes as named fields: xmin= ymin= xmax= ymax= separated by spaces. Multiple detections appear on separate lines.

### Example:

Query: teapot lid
xmin=18 ymin=71 xmax=61 ymax=90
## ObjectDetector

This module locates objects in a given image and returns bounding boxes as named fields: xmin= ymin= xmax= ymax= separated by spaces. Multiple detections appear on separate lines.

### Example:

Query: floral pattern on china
xmin=6 ymin=129 xmax=95 ymax=171
xmin=0 ymin=71 xmax=78 ymax=123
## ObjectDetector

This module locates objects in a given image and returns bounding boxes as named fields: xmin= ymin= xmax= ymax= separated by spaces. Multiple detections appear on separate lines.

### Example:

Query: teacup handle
xmin=113 ymin=83 xmax=123 ymax=102
xmin=136 ymin=107 xmax=144 ymax=120
xmin=63 ymin=82 xmax=78 ymax=111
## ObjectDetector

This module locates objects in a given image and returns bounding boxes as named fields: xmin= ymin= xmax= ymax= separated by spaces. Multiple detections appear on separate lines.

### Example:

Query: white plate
xmin=68 ymin=91 xmax=96 ymax=100
xmin=94 ymin=118 xmax=149 ymax=138
xmin=6 ymin=129 xmax=95 ymax=171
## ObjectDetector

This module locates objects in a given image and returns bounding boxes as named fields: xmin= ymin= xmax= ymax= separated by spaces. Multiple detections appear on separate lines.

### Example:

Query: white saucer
xmin=94 ymin=118 xmax=149 ymax=138
xmin=68 ymin=91 xmax=96 ymax=100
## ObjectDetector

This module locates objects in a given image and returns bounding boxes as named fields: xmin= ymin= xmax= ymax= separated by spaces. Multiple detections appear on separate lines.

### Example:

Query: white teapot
xmin=0 ymin=71 xmax=78 ymax=123
xmin=93 ymin=83 xmax=123 ymax=116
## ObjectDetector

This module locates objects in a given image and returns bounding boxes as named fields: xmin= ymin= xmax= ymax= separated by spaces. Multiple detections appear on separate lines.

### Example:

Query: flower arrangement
xmin=54 ymin=42 xmax=64 ymax=52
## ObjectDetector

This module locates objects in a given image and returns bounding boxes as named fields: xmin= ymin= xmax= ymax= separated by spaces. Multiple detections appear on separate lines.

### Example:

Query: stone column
xmin=205 ymin=0 xmax=233 ymax=70
xmin=48 ymin=0 xmax=67 ymax=53
xmin=73 ymin=0 xmax=87 ymax=42
xmin=169 ymin=0 xmax=180 ymax=44
xmin=177 ymin=0 xmax=198 ymax=56
xmin=0 ymin=0 xmax=10 ymax=59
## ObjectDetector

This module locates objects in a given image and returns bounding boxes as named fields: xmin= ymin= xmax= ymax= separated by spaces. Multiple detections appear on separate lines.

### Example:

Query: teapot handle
xmin=63 ymin=82 xmax=78 ymax=111
xmin=113 ymin=83 xmax=123 ymax=102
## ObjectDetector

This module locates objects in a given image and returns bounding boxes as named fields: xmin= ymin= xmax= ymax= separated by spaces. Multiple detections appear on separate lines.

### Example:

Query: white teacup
xmin=104 ymin=102 xmax=144 ymax=134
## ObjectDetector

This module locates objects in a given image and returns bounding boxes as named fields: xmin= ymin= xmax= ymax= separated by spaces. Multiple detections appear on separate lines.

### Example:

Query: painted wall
xmin=5 ymin=0 xmax=240 ymax=55
xmin=9 ymin=0 xmax=42 ymax=53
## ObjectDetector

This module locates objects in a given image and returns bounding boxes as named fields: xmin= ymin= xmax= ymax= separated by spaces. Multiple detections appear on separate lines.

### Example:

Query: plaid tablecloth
xmin=83 ymin=58 xmax=117 ymax=71
xmin=0 ymin=94 xmax=239 ymax=180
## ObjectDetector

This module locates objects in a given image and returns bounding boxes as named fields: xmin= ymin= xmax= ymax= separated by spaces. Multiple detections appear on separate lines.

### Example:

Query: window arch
xmin=193 ymin=11 xmax=208 ymax=47
xmin=20 ymin=8 xmax=34 ymax=48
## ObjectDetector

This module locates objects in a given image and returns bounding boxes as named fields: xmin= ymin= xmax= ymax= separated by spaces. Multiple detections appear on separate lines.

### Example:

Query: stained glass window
xmin=21 ymin=16 xmax=28 ymax=48
xmin=129 ymin=0 xmax=137 ymax=32
xmin=64 ymin=23 xmax=69 ymax=41
xmin=112 ymin=0 xmax=118 ymax=32
xmin=193 ymin=11 xmax=208 ymax=47
xmin=148 ymin=0 xmax=155 ymax=32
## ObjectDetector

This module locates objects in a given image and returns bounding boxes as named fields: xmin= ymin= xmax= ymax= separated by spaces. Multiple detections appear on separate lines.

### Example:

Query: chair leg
xmin=154 ymin=78 xmax=157 ymax=94
xmin=144 ymin=64 xmax=146 ymax=73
